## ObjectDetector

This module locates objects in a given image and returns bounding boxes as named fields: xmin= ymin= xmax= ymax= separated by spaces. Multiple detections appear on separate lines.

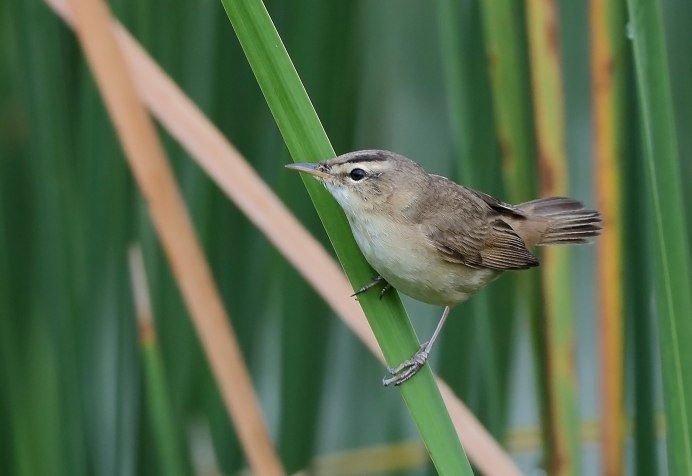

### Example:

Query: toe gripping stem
xmin=382 ymin=342 xmax=430 ymax=387
xmin=351 ymin=275 xmax=391 ymax=299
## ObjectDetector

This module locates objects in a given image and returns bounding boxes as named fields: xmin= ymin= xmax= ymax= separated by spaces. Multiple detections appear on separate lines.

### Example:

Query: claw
xmin=378 ymin=284 xmax=392 ymax=299
xmin=381 ymin=306 xmax=452 ymax=387
xmin=382 ymin=343 xmax=430 ymax=386
xmin=351 ymin=275 xmax=387 ymax=298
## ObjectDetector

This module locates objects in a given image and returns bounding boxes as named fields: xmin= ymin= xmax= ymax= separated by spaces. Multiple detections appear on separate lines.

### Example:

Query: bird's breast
xmin=346 ymin=213 xmax=497 ymax=306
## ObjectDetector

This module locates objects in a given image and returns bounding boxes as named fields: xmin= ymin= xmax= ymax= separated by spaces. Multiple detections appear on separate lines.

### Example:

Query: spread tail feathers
xmin=518 ymin=197 xmax=602 ymax=245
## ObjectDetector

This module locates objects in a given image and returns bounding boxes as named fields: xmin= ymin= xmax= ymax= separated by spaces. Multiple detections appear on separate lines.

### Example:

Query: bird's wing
xmin=467 ymin=188 xmax=528 ymax=218
xmin=477 ymin=219 xmax=539 ymax=270
xmin=421 ymin=179 xmax=539 ymax=271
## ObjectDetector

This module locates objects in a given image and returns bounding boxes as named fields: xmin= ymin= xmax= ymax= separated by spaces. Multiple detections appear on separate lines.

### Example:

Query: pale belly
xmin=347 ymin=215 xmax=498 ymax=306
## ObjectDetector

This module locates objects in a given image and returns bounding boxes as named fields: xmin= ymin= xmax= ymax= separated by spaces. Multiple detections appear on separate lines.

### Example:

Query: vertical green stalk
xmin=624 ymin=116 xmax=658 ymax=475
xmin=525 ymin=1 xmax=579 ymax=474
xmin=435 ymin=0 xmax=475 ymax=182
xmin=626 ymin=0 xmax=692 ymax=472
xmin=131 ymin=241 xmax=189 ymax=476
xmin=619 ymin=48 xmax=658 ymax=472
xmin=5 ymin=2 xmax=87 ymax=474
xmin=480 ymin=0 xmax=537 ymax=203
xmin=480 ymin=0 xmax=545 ymax=451
xmin=435 ymin=0 xmax=511 ymax=438
xmin=218 ymin=0 xmax=472 ymax=473
xmin=140 ymin=331 xmax=191 ymax=476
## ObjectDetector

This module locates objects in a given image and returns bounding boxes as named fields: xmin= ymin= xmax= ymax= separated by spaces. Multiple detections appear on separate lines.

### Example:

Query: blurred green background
xmin=1 ymin=0 xmax=690 ymax=474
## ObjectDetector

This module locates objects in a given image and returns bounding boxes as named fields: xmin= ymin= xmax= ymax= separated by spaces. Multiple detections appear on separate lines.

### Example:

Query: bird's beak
xmin=284 ymin=162 xmax=331 ymax=181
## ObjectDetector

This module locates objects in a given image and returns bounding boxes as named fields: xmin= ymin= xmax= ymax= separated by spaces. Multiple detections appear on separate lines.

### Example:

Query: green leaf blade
xmin=627 ymin=0 xmax=692 ymax=472
xmin=219 ymin=0 xmax=473 ymax=473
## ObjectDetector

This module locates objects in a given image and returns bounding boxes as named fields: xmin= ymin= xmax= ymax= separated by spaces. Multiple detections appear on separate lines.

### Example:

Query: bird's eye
xmin=349 ymin=168 xmax=366 ymax=181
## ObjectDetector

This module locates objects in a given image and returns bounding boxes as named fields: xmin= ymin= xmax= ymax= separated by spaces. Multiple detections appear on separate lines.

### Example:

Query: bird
xmin=286 ymin=150 xmax=602 ymax=386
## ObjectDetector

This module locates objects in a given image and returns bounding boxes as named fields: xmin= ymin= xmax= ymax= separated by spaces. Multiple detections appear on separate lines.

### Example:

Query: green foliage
xmin=627 ymin=0 xmax=692 ymax=472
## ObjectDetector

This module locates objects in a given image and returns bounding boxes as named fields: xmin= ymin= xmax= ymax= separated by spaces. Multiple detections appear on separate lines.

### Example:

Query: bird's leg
xmin=382 ymin=305 xmax=452 ymax=386
xmin=351 ymin=275 xmax=392 ymax=299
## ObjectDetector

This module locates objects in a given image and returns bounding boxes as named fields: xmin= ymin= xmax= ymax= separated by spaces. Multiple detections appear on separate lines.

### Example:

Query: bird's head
xmin=285 ymin=150 xmax=429 ymax=216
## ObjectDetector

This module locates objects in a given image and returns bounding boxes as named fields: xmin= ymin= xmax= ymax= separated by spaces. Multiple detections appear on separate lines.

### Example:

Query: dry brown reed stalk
xmin=590 ymin=0 xmax=625 ymax=473
xmin=58 ymin=0 xmax=284 ymax=473
xmin=45 ymin=0 xmax=523 ymax=473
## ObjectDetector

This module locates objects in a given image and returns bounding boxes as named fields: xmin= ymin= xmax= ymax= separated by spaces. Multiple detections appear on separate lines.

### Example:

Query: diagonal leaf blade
xmin=219 ymin=0 xmax=473 ymax=473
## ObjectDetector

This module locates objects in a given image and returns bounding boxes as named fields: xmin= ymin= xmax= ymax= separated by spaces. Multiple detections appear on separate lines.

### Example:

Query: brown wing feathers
xmin=479 ymin=219 xmax=539 ymax=270
xmin=421 ymin=180 xmax=539 ymax=271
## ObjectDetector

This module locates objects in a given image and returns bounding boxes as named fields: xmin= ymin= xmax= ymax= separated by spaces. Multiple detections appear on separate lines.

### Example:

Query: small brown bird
xmin=286 ymin=150 xmax=602 ymax=386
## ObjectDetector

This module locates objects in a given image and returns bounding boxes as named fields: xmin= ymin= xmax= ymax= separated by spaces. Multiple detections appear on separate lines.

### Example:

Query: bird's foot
xmin=351 ymin=275 xmax=392 ymax=300
xmin=378 ymin=283 xmax=392 ymax=299
xmin=382 ymin=342 xmax=430 ymax=386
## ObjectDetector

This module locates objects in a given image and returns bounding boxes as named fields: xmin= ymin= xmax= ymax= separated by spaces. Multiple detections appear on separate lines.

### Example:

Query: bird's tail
xmin=517 ymin=197 xmax=602 ymax=245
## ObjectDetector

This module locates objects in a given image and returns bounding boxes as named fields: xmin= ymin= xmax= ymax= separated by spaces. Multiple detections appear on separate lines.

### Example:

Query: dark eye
xmin=349 ymin=168 xmax=366 ymax=181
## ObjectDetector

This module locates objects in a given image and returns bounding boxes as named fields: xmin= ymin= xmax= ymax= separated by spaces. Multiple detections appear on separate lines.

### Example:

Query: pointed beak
xmin=284 ymin=162 xmax=331 ymax=181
